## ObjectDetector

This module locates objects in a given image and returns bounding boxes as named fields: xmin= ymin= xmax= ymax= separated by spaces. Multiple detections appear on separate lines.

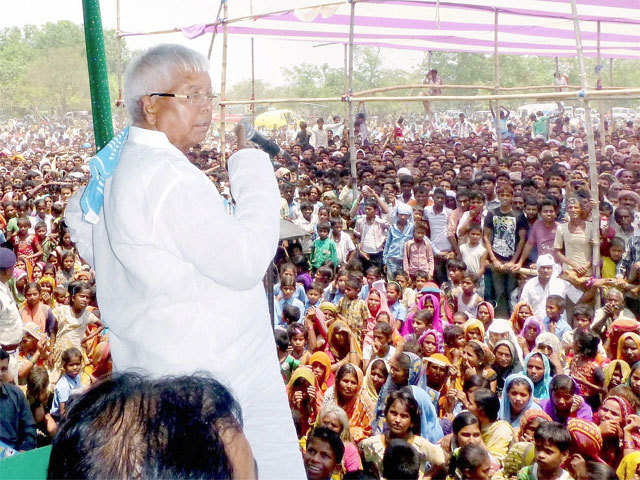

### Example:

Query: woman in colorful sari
xmin=617 ymin=332 xmax=640 ymax=367
xmin=287 ymin=366 xmax=324 ymax=439
xmin=498 ymin=374 xmax=542 ymax=432
xmin=363 ymin=358 xmax=389 ymax=408
xmin=509 ymin=302 xmax=534 ymax=334
xmin=596 ymin=393 xmax=640 ymax=468
xmin=491 ymin=340 xmax=523 ymax=395
xmin=373 ymin=351 xmax=425 ymax=434
xmin=565 ymin=418 xmax=605 ymax=480
xmin=419 ymin=329 xmax=444 ymax=358
xmin=523 ymin=351 xmax=552 ymax=401
xmin=476 ymin=301 xmax=494 ymax=330
xmin=325 ymin=320 xmax=362 ymax=372
xmin=321 ymin=363 xmax=374 ymax=443
xmin=603 ymin=359 xmax=631 ymax=394
xmin=518 ymin=317 xmax=545 ymax=358
xmin=464 ymin=319 xmax=485 ymax=343
xmin=20 ymin=281 xmax=56 ymax=339
xmin=362 ymin=288 xmax=395 ymax=362
xmin=308 ymin=351 xmax=334 ymax=393
xmin=401 ymin=292 xmax=443 ymax=337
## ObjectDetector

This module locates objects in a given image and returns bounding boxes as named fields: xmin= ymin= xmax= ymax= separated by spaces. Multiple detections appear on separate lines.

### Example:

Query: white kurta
xmin=65 ymin=127 xmax=304 ymax=479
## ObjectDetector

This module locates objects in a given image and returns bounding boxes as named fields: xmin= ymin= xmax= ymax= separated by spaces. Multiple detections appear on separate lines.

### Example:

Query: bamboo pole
xmin=347 ymin=0 xmax=357 ymax=196
xmin=220 ymin=0 xmax=228 ymax=162
xmin=350 ymin=83 xmax=622 ymax=97
xmin=207 ymin=0 xmax=224 ymax=60
xmin=494 ymin=10 xmax=502 ymax=160
xmin=218 ymin=88 xmax=640 ymax=106
xmin=610 ymin=58 xmax=614 ymax=126
xmin=250 ymin=0 xmax=256 ymax=123
xmin=570 ymin=0 xmax=600 ymax=306
xmin=116 ymin=0 xmax=123 ymax=107
xmin=597 ymin=21 xmax=606 ymax=154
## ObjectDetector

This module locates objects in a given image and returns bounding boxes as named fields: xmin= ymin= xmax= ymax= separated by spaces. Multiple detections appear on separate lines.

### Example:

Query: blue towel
xmin=80 ymin=127 xmax=130 ymax=224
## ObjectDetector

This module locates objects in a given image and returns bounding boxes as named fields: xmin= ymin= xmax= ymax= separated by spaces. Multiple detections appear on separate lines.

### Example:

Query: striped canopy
xmin=167 ymin=0 xmax=640 ymax=59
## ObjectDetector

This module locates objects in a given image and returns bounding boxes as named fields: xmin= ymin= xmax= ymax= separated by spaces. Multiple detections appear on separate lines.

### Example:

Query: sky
xmin=1 ymin=0 xmax=425 ymax=90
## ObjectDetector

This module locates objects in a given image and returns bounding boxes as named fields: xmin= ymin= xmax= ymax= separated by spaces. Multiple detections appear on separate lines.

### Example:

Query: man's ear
xmin=139 ymin=96 xmax=156 ymax=125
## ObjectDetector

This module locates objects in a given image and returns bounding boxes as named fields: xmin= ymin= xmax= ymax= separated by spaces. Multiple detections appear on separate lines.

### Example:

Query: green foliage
xmin=0 ymin=21 xmax=129 ymax=116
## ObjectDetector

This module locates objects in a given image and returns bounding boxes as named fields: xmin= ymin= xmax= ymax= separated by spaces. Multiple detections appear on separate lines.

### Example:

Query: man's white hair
xmin=124 ymin=44 xmax=210 ymax=123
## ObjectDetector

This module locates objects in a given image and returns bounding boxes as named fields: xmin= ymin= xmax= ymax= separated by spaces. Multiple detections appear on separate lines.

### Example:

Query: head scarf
xmin=535 ymin=333 xmax=562 ymax=358
xmin=319 ymin=302 xmax=338 ymax=314
xmin=464 ymin=319 xmax=485 ymax=341
xmin=418 ymin=329 xmax=444 ymax=354
xmin=327 ymin=320 xmax=362 ymax=361
xmin=502 ymin=442 xmax=536 ymax=479
xmin=518 ymin=410 xmax=553 ymax=442
xmin=476 ymin=301 xmax=494 ymax=326
xmin=617 ymin=452 xmax=640 ymax=480
xmin=308 ymin=351 xmax=333 ymax=392
xmin=366 ymin=287 xmax=393 ymax=320
xmin=499 ymin=374 xmax=542 ymax=429
xmin=617 ymin=332 xmax=640 ymax=361
xmin=567 ymin=418 xmax=604 ymax=464
xmin=401 ymin=292 xmax=442 ymax=336
xmin=323 ymin=364 xmax=371 ymax=420
xmin=520 ymin=317 xmax=545 ymax=349
xmin=487 ymin=319 xmax=524 ymax=362
xmin=409 ymin=385 xmax=444 ymax=444
xmin=603 ymin=360 xmax=631 ymax=390
xmin=493 ymin=340 xmax=523 ymax=393
xmin=523 ymin=352 xmax=552 ymax=400
xmin=286 ymin=366 xmax=324 ymax=424
xmin=510 ymin=302 xmax=534 ymax=332
xmin=373 ymin=351 xmax=426 ymax=434
xmin=364 ymin=358 xmax=389 ymax=404
xmin=596 ymin=395 xmax=634 ymax=424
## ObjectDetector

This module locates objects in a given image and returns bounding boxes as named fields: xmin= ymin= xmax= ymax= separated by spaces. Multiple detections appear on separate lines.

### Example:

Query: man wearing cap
xmin=0 ymin=248 xmax=23 ymax=385
xmin=519 ymin=254 xmax=582 ymax=319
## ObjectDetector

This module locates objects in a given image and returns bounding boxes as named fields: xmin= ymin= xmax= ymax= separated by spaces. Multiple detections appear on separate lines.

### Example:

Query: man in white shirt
xmin=65 ymin=44 xmax=303 ymax=479
xmin=310 ymin=118 xmax=328 ymax=148
xmin=519 ymin=254 xmax=582 ymax=319
xmin=424 ymin=187 xmax=453 ymax=283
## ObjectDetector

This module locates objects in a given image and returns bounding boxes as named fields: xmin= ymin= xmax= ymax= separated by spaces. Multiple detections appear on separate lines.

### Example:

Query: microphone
xmin=239 ymin=119 xmax=283 ymax=158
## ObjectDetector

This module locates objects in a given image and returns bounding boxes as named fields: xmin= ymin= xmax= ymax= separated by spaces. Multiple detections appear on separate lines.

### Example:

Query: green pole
xmin=82 ymin=0 xmax=114 ymax=152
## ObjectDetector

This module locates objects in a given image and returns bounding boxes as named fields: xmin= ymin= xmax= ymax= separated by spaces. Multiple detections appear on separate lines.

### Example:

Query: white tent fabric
xmin=165 ymin=0 xmax=640 ymax=59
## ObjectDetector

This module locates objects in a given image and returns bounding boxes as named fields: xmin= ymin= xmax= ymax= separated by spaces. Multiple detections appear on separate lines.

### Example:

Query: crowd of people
xmin=1 ymin=96 xmax=640 ymax=480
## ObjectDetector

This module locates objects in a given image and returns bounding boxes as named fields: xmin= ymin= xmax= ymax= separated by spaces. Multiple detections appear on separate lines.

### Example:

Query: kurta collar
xmin=128 ymin=126 xmax=185 ymax=158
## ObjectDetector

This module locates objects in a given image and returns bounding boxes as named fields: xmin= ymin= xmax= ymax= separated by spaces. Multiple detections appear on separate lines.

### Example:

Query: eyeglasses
xmin=149 ymin=92 xmax=218 ymax=106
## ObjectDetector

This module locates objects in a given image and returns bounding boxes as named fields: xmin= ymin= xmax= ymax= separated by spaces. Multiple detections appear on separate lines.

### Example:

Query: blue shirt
xmin=389 ymin=301 xmax=407 ymax=322
xmin=51 ymin=373 xmax=82 ymax=416
xmin=274 ymin=296 xmax=305 ymax=326
xmin=382 ymin=222 xmax=414 ymax=263
xmin=542 ymin=316 xmax=571 ymax=341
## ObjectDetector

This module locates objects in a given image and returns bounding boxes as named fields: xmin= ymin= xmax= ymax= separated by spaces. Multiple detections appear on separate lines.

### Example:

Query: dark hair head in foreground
xmin=47 ymin=372 xmax=256 ymax=479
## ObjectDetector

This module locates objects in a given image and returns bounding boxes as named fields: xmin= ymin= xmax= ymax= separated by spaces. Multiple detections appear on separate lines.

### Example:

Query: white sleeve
xmin=157 ymin=148 xmax=280 ymax=291
xmin=64 ymin=190 xmax=95 ymax=269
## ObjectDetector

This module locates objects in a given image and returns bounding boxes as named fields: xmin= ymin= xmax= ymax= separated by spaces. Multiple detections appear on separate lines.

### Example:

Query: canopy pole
xmin=494 ymin=10 xmax=503 ymax=160
xmin=250 ymin=0 xmax=256 ymax=123
xmin=82 ymin=0 xmax=114 ymax=151
xmin=596 ymin=21 xmax=606 ymax=153
xmin=116 ymin=0 xmax=123 ymax=108
xmin=555 ymin=56 xmax=559 ymax=76
xmin=347 ymin=0 xmax=357 ymax=196
xmin=570 ymin=0 xmax=600 ymax=307
xmin=428 ymin=50 xmax=432 ymax=71
xmin=610 ymin=58 xmax=614 ymax=126
xmin=207 ymin=0 xmax=225 ymax=60
xmin=219 ymin=0 xmax=228 ymax=163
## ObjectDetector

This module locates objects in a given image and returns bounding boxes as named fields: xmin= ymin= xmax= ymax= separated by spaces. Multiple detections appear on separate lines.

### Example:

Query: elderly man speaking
xmin=65 ymin=44 xmax=304 ymax=478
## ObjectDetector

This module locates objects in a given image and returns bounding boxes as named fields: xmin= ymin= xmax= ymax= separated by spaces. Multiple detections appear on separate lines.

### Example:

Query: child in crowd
xmin=543 ymin=295 xmax=571 ymax=341
xmin=403 ymin=223 xmax=434 ymax=280
xmin=338 ymin=276 xmax=369 ymax=342
xmin=50 ymin=347 xmax=86 ymax=420
xmin=456 ymin=272 xmax=483 ymax=319
xmin=517 ymin=421 xmax=572 ymax=480
xmin=276 ymin=329 xmax=299 ymax=383
xmin=310 ymin=221 xmax=338 ymax=270
xmin=460 ymin=224 xmax=488 ymax=296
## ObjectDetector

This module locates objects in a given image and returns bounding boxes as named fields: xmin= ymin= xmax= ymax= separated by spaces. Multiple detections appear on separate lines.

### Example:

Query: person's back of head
xmin=48 ymin=372 xmax=255 ymax=480
xmin=382 ymin=439 xmax=420 ymax=480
